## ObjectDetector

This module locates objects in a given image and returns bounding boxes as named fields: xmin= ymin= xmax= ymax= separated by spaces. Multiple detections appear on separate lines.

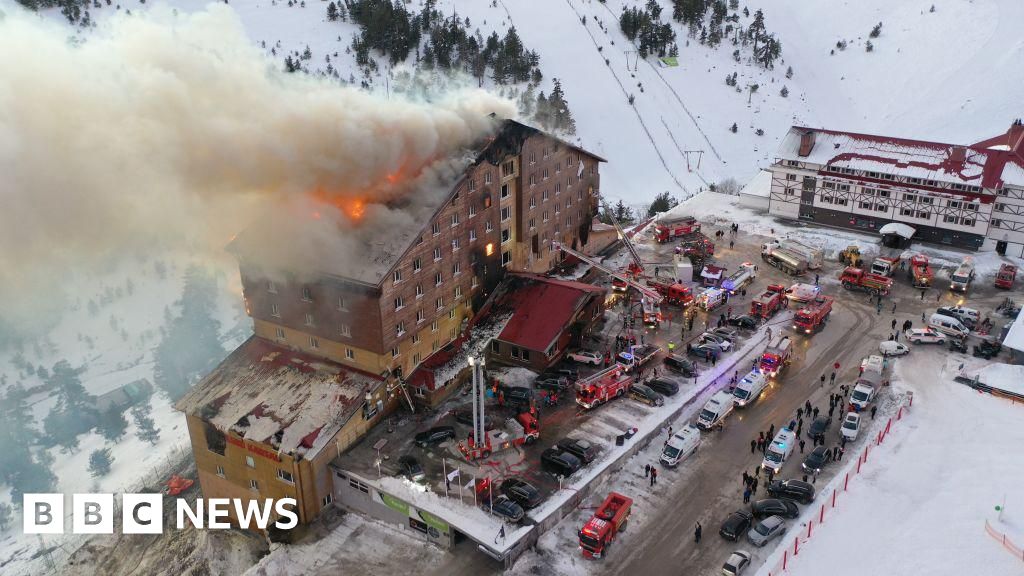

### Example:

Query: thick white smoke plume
xmin=0 ymin=4 xmax=515 ymax=332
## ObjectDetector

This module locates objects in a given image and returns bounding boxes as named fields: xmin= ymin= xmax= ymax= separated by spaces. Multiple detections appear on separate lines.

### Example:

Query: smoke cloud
xmin=0 ymin=4 xmax=515 ymax=332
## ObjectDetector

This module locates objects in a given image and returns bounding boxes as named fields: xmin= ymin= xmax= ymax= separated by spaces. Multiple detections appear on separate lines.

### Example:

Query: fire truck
xmin=579 ymin=492 xmax=633 ymax=558
xmin=647 ymin=279 xmax=693 ymax=306
xmin=908 ymin=254 xmax=934 ymax=288
xmin=617 ymin=344 xmax=660 ymax=372
xmin=576 ymin=365 xmax=634 ymax=409
xmin=840 ymin=267 xmax=893 ymax=296
xmin=721 ymin=262 xmax=758 ymax=294
xmin=680 ymin=235 xmax=716 ymax=257
xmin=995 ymin=263 xmax=1017 ymax=289
xmin=761 ymin=243 xmax=808 ymax=276
xmin=653 ymin=215 xmax=701 ymax=243
xmin=553 ymin=242 xmax=665 ymax=328
xmin=870 ymin=256 xmax=901 ymax=277
xmin=749 ymin=284 xmax=787 ymax=319
xmin=457 ymin=413 xmax=539 ymax=460
xmin=759 ymin=336 xmax=793 ymax=377
xmin=793 ymin=296 xmax=834 ymax=334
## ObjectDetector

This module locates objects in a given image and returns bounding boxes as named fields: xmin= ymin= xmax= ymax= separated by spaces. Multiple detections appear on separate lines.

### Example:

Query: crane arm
xmin=552 ymin=242 xmax=663 ymax=303
xmin=600 ymin=202 xmax=645 ymax=271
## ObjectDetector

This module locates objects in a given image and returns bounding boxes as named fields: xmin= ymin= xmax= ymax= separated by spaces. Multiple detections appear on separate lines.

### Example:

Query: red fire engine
xmin=759 ymin=336 xmax=793 ymax=377
xmin=579 ymin=492 xmax=633 ymax=558
xmin=458 ymin=413 xmax=539 ymax=460
xmin=793 ymin=296 xmax=834 ymax=334
xmin=647 ymin=279 xmax=693 ymax=306
xmin=840 ymin=267 xmax=893 ymax=296
xmin=653 ymin=216 xmax=701 ymax=243
xmin=749 ymin=284 xmax=787 ymax=319
xmin=908 ymin=254 xmax=934 ymax=288
xmin=575 ymin=366 xmax=634 ymax=410
xmin=995 ymin=263 xmax=1017 ymax=289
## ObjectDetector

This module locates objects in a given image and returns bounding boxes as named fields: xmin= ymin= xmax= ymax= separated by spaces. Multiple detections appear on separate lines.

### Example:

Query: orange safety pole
xmin=844 ymin=472 xmax=850 ymax=491
xmin=832 ymin=489 xmax=837 ymax=508
xmin=897 ymin=406 xmax=903 ymax=420
xmin=857 ymin=452 xmax=863 ymax=473
xmin=819 ymin=503 xmax=825 ymax=523
xmin=783 ymin=549 xmax=788 ymax=570
xmin=885 ymin=419 xmax=892 ymax=435
xmin=807 ymin=519 xmax=813 ymax=538
xmin=794 ymin=535 xmax=800 ymax=556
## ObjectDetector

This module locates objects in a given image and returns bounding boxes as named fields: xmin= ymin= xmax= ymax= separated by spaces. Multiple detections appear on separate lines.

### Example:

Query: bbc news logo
xmin=23 ymin=494 xmax=299 ymax=534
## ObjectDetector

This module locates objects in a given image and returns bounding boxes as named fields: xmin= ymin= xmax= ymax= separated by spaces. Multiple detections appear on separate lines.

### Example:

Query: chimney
xmin=949 ymin=145 xmax=967 ymax=166
xmin=798 ymin=130 xmax=816 ymax=157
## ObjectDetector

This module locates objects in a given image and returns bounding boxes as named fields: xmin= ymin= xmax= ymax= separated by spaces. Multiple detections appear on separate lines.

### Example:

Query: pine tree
xmin=89 ymin=448 xmax=113 ymax=477
xmin=730 ymin=122 xmax=738 ymax=133
xmin=0 ymin=503 xmax=11 ymax=531
xmin=43 ymin=360 xmax=99 ymax=450
xmin=132 ymin=404 xmax=160 ymax=445
xmin=96 ymin=405 xmax=130 ymax=442
xmin=866 ymin=40 xmax=873 ymax=52
xmin=786 ymin=65 xmax=793 ymax=79
xmin=647 ymin=191 xmax=679 ymax=217
xmin=327 ymin=1 xmax=338 ymax=21
xmin=780 ymin=86 xmax=789 ymax=97
xmin=548 ymin=79 xmax=576 ymax=135
xmin=869 ymin=22 xmax=882 ymax=38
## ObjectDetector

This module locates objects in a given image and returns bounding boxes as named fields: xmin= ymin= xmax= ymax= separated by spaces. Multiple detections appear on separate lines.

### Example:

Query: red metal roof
xmin=496 ymin=273 xmax=605 ymax=352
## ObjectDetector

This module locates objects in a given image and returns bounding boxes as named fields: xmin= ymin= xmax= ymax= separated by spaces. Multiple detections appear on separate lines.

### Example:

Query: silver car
xmin=722 ymin=550 xmax=752 ymax=575
xmin=747 ymin=515 xmax=786 ymax=547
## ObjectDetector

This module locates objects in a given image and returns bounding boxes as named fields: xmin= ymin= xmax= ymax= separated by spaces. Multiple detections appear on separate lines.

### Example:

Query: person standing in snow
xmin=799 ymin=439 xmax=806 ymax=454
xmin=750 ymin=439 xmax=757 ymax=454
xmin=694 ymin=522 xmax=702 ymax=543
xmin=871 ymin=406 xmax=878 ymax=420
xmin=644 ymin=463 xmax=651 ymax=478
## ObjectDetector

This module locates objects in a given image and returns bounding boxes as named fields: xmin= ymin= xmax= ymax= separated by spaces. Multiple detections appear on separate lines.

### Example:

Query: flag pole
xmin=443 ymin=458 xmax=449 ymax=498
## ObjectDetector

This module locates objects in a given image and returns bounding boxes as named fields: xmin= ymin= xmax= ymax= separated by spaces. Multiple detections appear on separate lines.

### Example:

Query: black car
xmin=751 ymin=498 xmax=800 ymax=520
xmin=487 ymin=495 xmax=525 ymax=523
xmin=801 ymin=446 xmax=829 ymax=474
xmin=534 ymin=376 xmax=567 ymax=392
xmin=688 ymin=343 xmax=720 ymax=361
xmin=664 ymin=354 xmax=698 ymax=377
xmin=630 ymin=383 xmax=665 ymax=407
xmin=397 ymin=455 xmax=426 ymax=483
xmin=500 ymin=386 xmax=534 ymax=408
xmin=728 ymin=315 xmax=760 ymax=330
xmin=541 ymin=448 xmax=582 ymax=477
xmin=766 ymin=480 xmax=815 ymax=504
xmin=646 ymin=378 xmax=680 ymax=396
xmin=545 ymin=367 xmax=580 ymax=381
xmin=719 ymin=509 xmax=754 ymax=541
xmin=949 ymin=338 xmax=969 ymax=353
xmin=973 ymin=339 xmax=1002 ymax=359
xmin=500 ymin=477 xmax=543 ymax=509
xmin=451 ymin=409 xmax=495 ymax=430
xmin=414 ymin=426 xmax=456 ymax=448
xmin=711 ymin=327 xmax=739 ymax=342
xmin=808 ymin=416 xmax=832 ymax=441
xmin=557 ymin=437 xmax=599 ymax=463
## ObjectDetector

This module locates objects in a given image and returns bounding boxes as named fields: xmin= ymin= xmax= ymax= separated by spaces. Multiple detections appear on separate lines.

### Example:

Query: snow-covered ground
xmin=755 ymin=349 xmax=1024 ymax=576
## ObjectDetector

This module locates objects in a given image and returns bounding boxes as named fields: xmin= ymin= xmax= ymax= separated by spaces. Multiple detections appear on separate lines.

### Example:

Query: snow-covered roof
xmin=175 ymin=336 xmax=384 ymax=459
xmin=879 ymin=222 xmax=916 ymax=239
xmin=740 ymin=169 xmax=773 ymax=198
xmin=1003 ymin=308 xmax=1024 ymax=353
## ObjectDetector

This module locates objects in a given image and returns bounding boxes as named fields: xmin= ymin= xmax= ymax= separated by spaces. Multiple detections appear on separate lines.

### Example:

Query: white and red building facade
xmin=767 ymin=121 xmax=1024 ymax=255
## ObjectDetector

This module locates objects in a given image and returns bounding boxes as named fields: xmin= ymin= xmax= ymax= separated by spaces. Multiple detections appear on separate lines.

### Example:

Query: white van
xmin=949 ymin=259 xmax=975 ymax=293
xmin=849 ymin=383 xmax=876 ymax=412
xmin=929 ymin=313 xmax=970 ymax=339
xmin=660 ymin=425 xmax=701 ymax=467
xmin=761 ymin=428 xmax=796 ymax=474
xmin=732 ymin=371 xmax=768 ymax=407
xmin=696 ymin=391 xmax=735 ymax=430
xmin=878 ymin=340 xmax=909 ymax=357
xmin=861 ymin=354 xmax=885 ymax=379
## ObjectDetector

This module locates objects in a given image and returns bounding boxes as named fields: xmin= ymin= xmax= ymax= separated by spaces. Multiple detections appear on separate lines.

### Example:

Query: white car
xmin=879 ymin=340 xmax=909 ymax=357
xmin=699 ymin=332 xmax=733 ymax=351
xmin=840 ymin=412 xmax=861 ymax=441
xmin=905 ymin=328 xmax=947 ymax=344
xmin=938 ymin=305 xmax=980 ymax=326
xmin=722 ymin=550 xmax=752 ymax=575
xmin=567 ymin=350 xmax=603 ymax=365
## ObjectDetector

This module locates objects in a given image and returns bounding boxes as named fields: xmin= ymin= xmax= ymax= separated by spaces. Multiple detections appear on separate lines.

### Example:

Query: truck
xmin=697 ymin=287 xmax=728 ymax=311
xmin=761 ymin=428 xmax=796 ymax=474
xmin=654 ymin=215 xmax=701 ymax=243
xmin=721 ymin=262 xmax=758 ymax=294
xmin=458 ymin=413 xmax=540 ymax=460
xmin=749 ymin=284 xmax=787 ymax=319
xmin=681 ymin=234 xmax=716 ymax=257
xmin=647 ymin=279 xmax=693 ymax=306
xmin=732 ymin=370 xmax=768 ymax=408
xmin=949 ymin=257 xmax=976 ymax=292
xmin=617 ymin=344 xmax=660 ymax=373
xmin=660 ymin=425 xmax=701 ymax=467
xmin=641 ymin=298 xmax=663 ymax=327
xmin=764 ymin=238 xmax=824 ymax=270
xmin=839 ymin=245 xmax=863 ymax=268
xmin=839 ymin=267 xmax=894 ymax=296
xmin=578 ymin=492 xmax=633 ymax=558
xmin=786 ymin=283 xmax=821 ymax=303
xmin=759 ymin=336 xmax=793 ymax=378
xmin=908 ymin=254 xmax=934 ymax=288
xmin=696 ymin=390 xmax=735 ymax=430
xmin=870 ymin=256 xmax=901 ymax=277
xmin=793 ymin=296 xmax=833 ymax=334
xmin=575 ymin=366 xmax=634 ymax=409
xmin=995 ymin=263 xmax=1017 ymax=289
xmin=761 ymin=243 xmax=809 ymax=276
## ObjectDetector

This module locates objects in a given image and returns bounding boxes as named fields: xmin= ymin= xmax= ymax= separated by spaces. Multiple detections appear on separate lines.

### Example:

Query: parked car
xmin=949 ymin=338 xmax=969 ymax=353
xmin=557 ymin=437 xmax=599 ymax=464
xmin=630 ymin=383 xmax=665 ymax=407
xmin=719 ymin=510 xmax=754 ymax=541
xmin=414 ymin=426 xmax=456 ymax=448
xmin=664 ymin=354 xmax=699 ymax=377
xmin=534 ymin=376 xmax=567 ymax=392
xmin=728 ymin=315 xmax=760 ymax=330
xmin=486 ymin=495 xmax=524 ymax=523
xmin=840 ymin=412 xmax=861 ymax=441
xmin=879 ymin=340 xmax=909 ymax=357
xmin=721 ymin=550 xmax=752 ymax=576
xmin=766 ymin=480 xmax=815 ymax=504
xmin=937 ymin=305 xmax=980 ymax=328
xmin=689 ymin=343 xmax=721 ymax=361
xmin=751 ymin=498 xmax=799 ymax=520
xmin=500 ymin=477 xmax=542 ymax=509
xmin=398 ymin=455 xmax=426 ymax=483
xmin=801 ymin=445 xmax=830 ymax=474
xmin=747 ymin=515 xmax=786 ymax=547
xmin=808 ymin=416 xmax=832 ymax=442
xmin=645 ymin=378 xmax=680 ymax=396
xmin=906 ymin=328 xmax=947 ymax=344
xmin=712 ymin=327 xmax=739 ymax=343
xmin=499 ymin=385 xmax=534 ymax=408
xmin=540 ymin=448 xmax=582 ymax=477
xmin=699 ymin=332 xmax=733 ymax=351
xmin=545 ymin=367 xmax=580 ymax=381
xmin=567 ymin=350 xmax=603 ymax=365
xmin=452 ymin=409 xmax=495 ymax=430
xmin=973 ymin=339 xmax=1002 ymax=359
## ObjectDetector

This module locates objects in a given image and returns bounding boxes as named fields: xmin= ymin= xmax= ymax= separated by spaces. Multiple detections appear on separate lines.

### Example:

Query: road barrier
xmin=765 ymin=395 xmax=912 ymax=576
xmin=984 ymin=519 xmax=1024 ymax=562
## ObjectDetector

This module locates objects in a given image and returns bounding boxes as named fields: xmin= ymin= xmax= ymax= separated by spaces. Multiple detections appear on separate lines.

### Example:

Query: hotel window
xmin=485 ymin=171 xmax=493 ymax=184
xmin=469 ymin=204 xmax=477 ymax=217
xmin=246 ymin=456 xmax=255 ymax=468
xmin=469 ymin=229 xmax=477 ymax=241
xmin=904 ymin=193 xmax=917 ymax=202
xmin=542 ymin=190 xmax=549 ymax=201
xmin=555 ymin=183 xmax=561 ymax=195
xmin=452 ymin=237 xmax=461 ymax=250
xmin=502 ymin=160 xmax=514 ymax=177
xmin=412 ymin=333 xmax=420 ymax=344
xmin=786 ymin=174 xmax=797 ymax=181
xmin=992 ymin=219 xmax=1003 ymax=228
xmin=277 ymin=469 xmax=294 ymax=484
xmin=962 ymin=218 xmax=975 ymax=226
xmin=543 ymin=210 xmax=549 ymax=222
xmin=396 ymin=321 xmax=406 ymax=337
xmin=566 ymin=215 xmax=573 ymax=226
xmin=436 ymin=297 xmax=444 ymax=310
xmin=920 ymin=197 xmax=934 ymax=205
xmin=413 ymin=352 xmax=421 ymax=364
xmin=267 ymin=280 xmax=277 ymax=293
xmin=529 ymin=218 xmax=536 ymax=229
xmin=491 ymin=340 xmax=500 ymax=353
xmin=996 ymin=203 xmax=1006 ymax=212
xmin=522 ymin=349 xmax=531 ymax=361
xmin=472 ymin=275 xmax=479 ymax=288
xmin=916 ymin=211 xmax=929 ymax=218
xmin=392 ymin=346 xmax=400 ymax=358
xmin=416 ymin=309 xmax=425 ymax=323
xmin=455 ymin=285 xmax=463 ymax=299
xmin=432 ymin=222 xmax=440 ymax=235
xmin=250 ymin=479 xmax=259 ymax=491
xmin=301 ymin=286 xmax=312 ymax=301
xmin=431 ymin=320 xmax=438 ymax=332
xmin=304 ymin=312 xmax=315 ymax=326
xmin=568 ymin=154 xmax=576 ymax=166
xmin=900 ymin=208 xmax=915 ymax=217
xmin=449 ymin=309 xmax=456 ymax=320
xmin=501 ymin=229 xmax=511 ymax=244
xmin=435 ymin=272 xmax=443 ymax=286
xmin=393 ymin=269 xmax=402 ymax=284
xmin=543 ymin=168 xmax=549 ymax=180
xmin=394 ymin=296 xmax=405 ymax=310
xmin=502 ymin=251 xmax=512 ymax=266
xmin=216 ymin=466 xmax=225 ymax=478
xmin=486 ymin=221 xmax=494 ymax=232
xmin=309 ymin=336 xmax=319 ymax=349
xmin=338 ymin=296 xmax=348 ymax=310
xmin=529 ymin=174 xmax=537 ymax=186
xmin=449 ymin=327 xmax=456 ymax=338
xmin=413 ymin=258 xmax=421 ymax=272
xmin=875 ymin=204 xmax=886 ymax=212
xmin=501 ymin=183 xmax=510 ymax=199
xmin=948 ymin=201 xmax=961 ymax=209
xmin=511 ymin=347 xmax=520 ymax=360
xmin=340 ymin=324 xmax=352 ymax=337
xmin=451 ymin=213 xmax=460 ymax=227
xmin=469 ymin=179 xmax=477 ymax=191
xmin=322 ymin=494 xmax=334 ymax=507
xmin=555 ymin=161 xmax=562 ymax=173
xmin=530 ymin=195 xmax=537 ymax=208
xmin=529 ymin=151 xmax=536 ymax=164
xmin=346 ymin=348 xmax=355 ymax=360
xmin=453 ymin=261 xmax=462 ymax=275
xmin=966 ymin=203 xmax=978 ymax=211
xmin=433 ymin=247 xmax=442 ymax=261
xmin=415 ymin=284 xmax=424 ymax=298
xmin=501 ymin=206 xmax=511 ymax=221
xmin=555 ymin=202 xmax=561 ymax=214
xmin=943 ymin=215 xmax=957 ymax=223
xmin=275 ymin=327 xmax=285 ymax=340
